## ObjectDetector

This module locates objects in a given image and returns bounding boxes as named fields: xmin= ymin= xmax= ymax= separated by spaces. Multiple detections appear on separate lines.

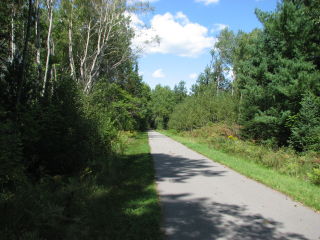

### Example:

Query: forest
xmin=0 ymin=0 xmax=319 ymax=239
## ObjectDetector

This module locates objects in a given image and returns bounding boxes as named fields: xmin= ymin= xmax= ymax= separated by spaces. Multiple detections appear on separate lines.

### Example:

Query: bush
xmin=308 ymin=168 xmax=320 ymax=185
xmin=169 ymin=92 xmax=238 ymax=131
xmin=0 ymin=115 xmax=24 ymax=191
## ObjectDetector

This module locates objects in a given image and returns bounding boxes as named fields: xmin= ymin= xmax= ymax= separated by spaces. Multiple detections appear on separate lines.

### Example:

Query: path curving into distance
xmin=148 ymin=131 xmax=320 ymax=240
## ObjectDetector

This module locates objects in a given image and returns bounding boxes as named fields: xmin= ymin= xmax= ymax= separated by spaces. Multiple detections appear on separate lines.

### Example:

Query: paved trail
xmin=148 ymin=131 xmax=320 ymax=240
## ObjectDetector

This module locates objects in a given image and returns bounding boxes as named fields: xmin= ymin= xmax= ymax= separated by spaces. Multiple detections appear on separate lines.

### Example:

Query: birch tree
xmin=10 ymin=3 xmax=16 ymax=62
xmin=17 ymin=0 xmax=33 ymax=106
xmin=56 ymin=0 xmax=151 ymax=93
xmin=35 ymin=0 xmax=42 ymax=81
xmin=42 ymin=0 xmax=54 ymax=95
xmin=66 ymin=0 xmax=76 ymax=80
xmin=46 ymin=0 xmax=152 ymax=95
xmin=74 ymin=0 xmax=132 ymax=93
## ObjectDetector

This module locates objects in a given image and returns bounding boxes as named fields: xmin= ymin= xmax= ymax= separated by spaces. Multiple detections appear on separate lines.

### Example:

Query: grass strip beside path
xmin=159 ymin=130 xmax=320 ymax=212
xmin=113 ymin=132 xmax=162 ymax=239
xmin=86 ymin=132 xmax=162 ymax=240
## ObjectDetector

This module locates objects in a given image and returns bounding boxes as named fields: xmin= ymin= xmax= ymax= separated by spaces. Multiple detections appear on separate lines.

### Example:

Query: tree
xmin=237 ymin=0 xmax=320 ymax=147
xmin=290 ymin=93 xmax=320 ymax=152
xmin=150 ymin=85 xmax=175 ymax=129
xmin=173 ymin=80 xmax=187 ymax=103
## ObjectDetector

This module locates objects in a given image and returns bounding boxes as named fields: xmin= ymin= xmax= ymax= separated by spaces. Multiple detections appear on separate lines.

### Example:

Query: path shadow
xmin=162 ymin=193 xmax=308 ymax=240
xmin=152 ymin=153 xmax=226 ymax=183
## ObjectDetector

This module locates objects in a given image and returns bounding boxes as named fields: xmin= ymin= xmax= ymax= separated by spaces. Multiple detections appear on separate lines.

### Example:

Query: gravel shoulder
xmin=148 ymin=130 xmax=320 ymax=240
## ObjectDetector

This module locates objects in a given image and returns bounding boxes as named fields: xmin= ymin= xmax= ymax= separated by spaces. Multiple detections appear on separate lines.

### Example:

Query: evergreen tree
xmin=237 ymin=0 xmax=320 ymax=147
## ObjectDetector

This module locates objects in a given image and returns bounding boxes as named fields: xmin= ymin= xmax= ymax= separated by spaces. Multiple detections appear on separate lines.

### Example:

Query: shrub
xmin=308 ymin=168 xmax=320 ymax=185
xmin=169 ymin=93 xmax=238 ymax=131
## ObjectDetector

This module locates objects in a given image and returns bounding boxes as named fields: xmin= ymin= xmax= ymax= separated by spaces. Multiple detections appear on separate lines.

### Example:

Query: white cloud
xmin=131 ymin=12 xmax=215 ymax=57
xmin=195 ymin=0 xmax=219 ymax=5
xmin=152 ymin=69 xmax=165 ymax=78
xmin=211 ymin=23 xmax=228 ymax=33
xmin=189 ymin=73 xmax=198 ymax=79
xmin=175 ymin=11 xmax=190 ymax=25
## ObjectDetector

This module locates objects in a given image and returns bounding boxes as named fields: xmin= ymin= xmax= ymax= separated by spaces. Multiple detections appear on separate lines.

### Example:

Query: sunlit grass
xmin=160 ymin=130 xmax=320 ymax=211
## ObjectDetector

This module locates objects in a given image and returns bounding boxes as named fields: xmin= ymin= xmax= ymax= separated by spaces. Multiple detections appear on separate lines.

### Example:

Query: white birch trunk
xmin=68 ymin=0 xmax=76 ymax=81
xmin=80 ymin=0 xmax=130 ymax=94
xmin=51 ymin=37 xmax=57 ymax=94
xmin=80 ymin=21 xmax=91 ymax=85
xmin=83 ymin=7 xmax=106 ymax=93
xmin=35 ymin=0 xmax=41 ymax=81
xmin=11 ymin=7 xmax=16 ymax=62
xmin=42 ymin=0 xmax=54 ymax=96
xmin=52 ymin=38 xmax=57 ymax=83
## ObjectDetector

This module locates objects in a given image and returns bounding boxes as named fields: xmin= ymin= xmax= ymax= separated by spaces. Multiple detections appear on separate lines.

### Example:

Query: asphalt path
xmin=148 ymin=131 xmax=320 ymax=240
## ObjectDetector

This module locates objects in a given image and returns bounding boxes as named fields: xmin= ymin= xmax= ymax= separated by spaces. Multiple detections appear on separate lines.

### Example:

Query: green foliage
xmin=31 ymin=79 xmax=91 ymax=175
xmin=308 ymin=168 xmax=320 ymax=185
xmin=169 ymin=96 xmax=207 ymax=131
xmin=169 ymin=91 xmax=238 ymax=131
xmin=0 ymin=114 xmax=24 ymax=192
xmin=150 ymin=84 xmax=176 ymax=129
xmin=0 ymin=132 xmax=162 ymax=240
xmin=173 ymin=80 xmax=188 ymax=103
xmin=0 ymin=0 xmax=155 ymax=238
xmin=184 ymin=0 xmax=320 ymax=151
xmin=290 ymin=93 xmax=320 ymax=152
xmin=89 ymin=81 xmax=150 ymax=131
xmin=165 ymin=28 xmax=239 ymax=132
xmin=236 ymin=0 xmax=320 ymax=148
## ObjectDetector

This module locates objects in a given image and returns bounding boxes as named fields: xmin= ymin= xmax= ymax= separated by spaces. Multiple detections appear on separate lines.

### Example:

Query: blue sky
xmin=129 ymin=0 xmax=278 ymax=90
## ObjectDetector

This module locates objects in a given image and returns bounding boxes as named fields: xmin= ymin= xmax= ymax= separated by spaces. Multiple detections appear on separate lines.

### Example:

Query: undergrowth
xmin=0 ymin=132 xmax=161 ymax=240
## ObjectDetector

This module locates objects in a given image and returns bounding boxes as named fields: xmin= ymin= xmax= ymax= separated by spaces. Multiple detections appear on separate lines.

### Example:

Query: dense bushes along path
xmin=148 ymin=131 xmax=320 ymax=240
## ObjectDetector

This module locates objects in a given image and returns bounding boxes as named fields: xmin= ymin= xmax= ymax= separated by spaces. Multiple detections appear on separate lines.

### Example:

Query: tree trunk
xmin=10 ymin=6 xmax=16 ymax=62
xmin=42 ymin=0 xmax=54 ymax=96
xmin=68 ymin=0 xmax=76 ymax=81
xmin=51 ymin=37 xmax=56 ymax=93
xmin=81 ymin=0 xmax=127 ymax=94
xmin=216 ymin=75 xmax=220 ymax=95
xmin=35 ymin=0 xmax=42 ymax=84
xmin=80 ymin=21 xmax=91 ymax=86
xmin=16 ymin=0 xmax=33 ymax=107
